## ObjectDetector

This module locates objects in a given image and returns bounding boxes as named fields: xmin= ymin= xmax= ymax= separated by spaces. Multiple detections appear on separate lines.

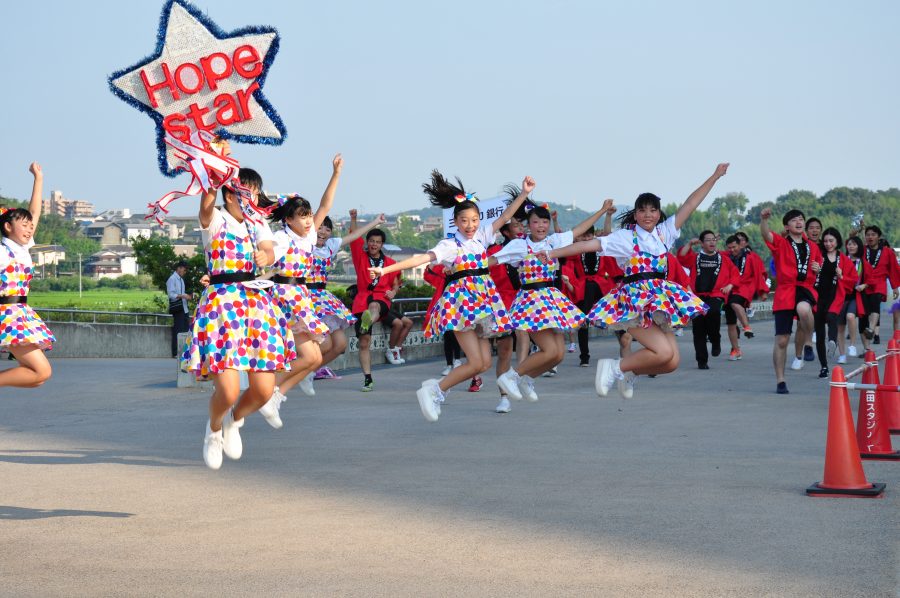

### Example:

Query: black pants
xmin=692 ymin=296 xmax=722 ymax=365
xmin=578 ymin=280 xmax=604 ymax=361
xmin=443 ymin=331 xmax=461 ymax=365
xmin=171 ymin=310 xmax=190 ymax=357
xmin=814 ymin=310 xmax=839 ymax=368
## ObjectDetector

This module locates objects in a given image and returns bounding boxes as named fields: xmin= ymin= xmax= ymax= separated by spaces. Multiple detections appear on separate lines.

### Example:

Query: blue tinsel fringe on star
xmin=107 ymin=0 xmax=287 ymax=177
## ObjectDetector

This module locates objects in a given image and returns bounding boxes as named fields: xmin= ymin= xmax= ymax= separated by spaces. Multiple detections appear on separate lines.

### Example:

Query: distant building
xmin=28 ymin=244 xmax=66 ymax=278
xmin=83 ymin=222 xmax=126 ymax=246
xmin=84 ymin=246 xmax=137 ymax=279
xmin=42 ymin=190 xmax=95 ymax=220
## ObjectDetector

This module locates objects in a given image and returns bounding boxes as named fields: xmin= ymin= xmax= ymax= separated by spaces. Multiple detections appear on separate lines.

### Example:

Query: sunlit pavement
xmin=1 ymin=328 xmax=897 ymax=597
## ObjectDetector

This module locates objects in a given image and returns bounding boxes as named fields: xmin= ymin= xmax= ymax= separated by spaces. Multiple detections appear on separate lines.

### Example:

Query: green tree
xmin=132 ymin=235 xmax=206 ymax=297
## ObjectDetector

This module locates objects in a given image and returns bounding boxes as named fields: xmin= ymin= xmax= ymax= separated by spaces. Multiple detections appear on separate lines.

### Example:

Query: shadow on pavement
xmin=0 ymin=449 xmax=188 ymax=468
xmin=0 ymin=505 xmax=133 ymax=520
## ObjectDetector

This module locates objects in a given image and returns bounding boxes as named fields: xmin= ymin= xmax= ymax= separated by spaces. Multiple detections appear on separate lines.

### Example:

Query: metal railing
xmin=33 ymin=307 xmax=172 ymax=326
xmin=390 ymin=297 xmax=431 ymax=317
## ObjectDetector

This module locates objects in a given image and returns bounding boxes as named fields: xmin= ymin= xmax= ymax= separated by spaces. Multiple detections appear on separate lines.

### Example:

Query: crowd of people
xmin=2 ymin=158 xmax=899 ymax=470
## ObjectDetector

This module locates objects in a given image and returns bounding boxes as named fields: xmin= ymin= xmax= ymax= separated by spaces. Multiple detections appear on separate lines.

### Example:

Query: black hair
xmin=259 ymin=193 xmax=313 ymax=224
xmin=174 ymin=260 xmax=188 ymax=269
xmin=864 ymin=225 xmax=883 ymax=237
xmin=498 ymin=219 xmax=517 ymax=238
xmin=725 ymin=235 xmax=740 ymax=245
xmin=821 ymin=226 xmax=843 ymax=251
xmin=321 ymin=216 xmax=334 ymax=231
xmin=618 ymin=193 xmax=666 ymax=228
xmin=0 ymin=207 xmax=33 ymax=237
xmin=699 ymin=230 xmax=716 ymax=242
xmin=366 ymin=228 xmax=386 ymax=242
xmin=735 ymin=231 xmax=749 ymax=244
xmin=521 ymin=199 xmax=552 ymax=223
xmin=423 ymin=170 xmax=478 ymax=219
xmin=782 ymin=209 xmax=805 ymax=226
xmin=221 ymin=167 xmax=263 ymax=204
xmin=804 ymin=217 xmax=822 ymax=231
xmin=845 ymin=235 xmax=863 ymax=258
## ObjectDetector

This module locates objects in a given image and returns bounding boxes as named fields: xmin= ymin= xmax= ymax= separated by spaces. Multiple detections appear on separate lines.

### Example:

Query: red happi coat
xmin=487 ymin=243 xmax=519 ymax=310
xmin=863 ymin=241 xmax=900 ymax=299
xmin=350 ymin=237 xmax=400 ymax=314
xmin=678 ymin=250 xmax=741 ymax=300
xmin=562 ymin=253 xmax=623 ymax=303
xmin=820 ymin=252 xmax=858 ymax=316
xmin=724 ymin=249 xmax=767 ymax=301
xmin=765 ymin=233 xmax=823 ymax=311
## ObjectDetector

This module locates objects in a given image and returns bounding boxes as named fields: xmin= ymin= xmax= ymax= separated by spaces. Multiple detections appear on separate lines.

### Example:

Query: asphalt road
xmin=1 ymin=328 xmax=897 ymax=597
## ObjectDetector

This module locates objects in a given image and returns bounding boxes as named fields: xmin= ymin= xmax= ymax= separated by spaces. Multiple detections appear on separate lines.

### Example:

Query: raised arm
xmin=678 ymin=238 xmax=700 ymax=257
xmin=492 ymin=175 xmax=536 ymax=234
xmin=199 ymin=187 xmax=218 ymax=229
xmin=571 ymin=199 xmax=614 ymax=238
xmin=551 ymin=211 xmax=562 ymax=234
xmin=348 ymin=208 xmax=358 ymax=233
xmin=759 ymin=208 xmax=775 ymax=244
xmin=340 ymin=213 xmax=386 ymax=247
xmin=369 ymin=252 xmax=435 ymax=279
xmin=674 ymin=163 xmax=729 ymax=230
xmin=27 ymin=162 xmax=43 ymax=231
xmin=313 ymin=154 xmax=342 ymax=230
xmin=600 ymin=205 xmax=616 ymax=236
xmin=547 ymin=237 xmax=603 ymax=260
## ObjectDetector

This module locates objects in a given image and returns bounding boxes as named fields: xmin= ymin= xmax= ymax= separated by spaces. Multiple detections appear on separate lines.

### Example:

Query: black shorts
xmin=354 ymin=299 xmax=401 ymax=337
xmin=862 ymin=293 xmax=884 ymax=318
xmin=724 ymin=294 xmax=750 ymax=325
xmin=773 ymin=288 xmax=816 ymax=336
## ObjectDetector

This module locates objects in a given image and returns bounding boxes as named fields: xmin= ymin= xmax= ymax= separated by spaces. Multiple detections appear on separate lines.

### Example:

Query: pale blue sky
xmin=1 ymin=1 xmax=897 ymax=217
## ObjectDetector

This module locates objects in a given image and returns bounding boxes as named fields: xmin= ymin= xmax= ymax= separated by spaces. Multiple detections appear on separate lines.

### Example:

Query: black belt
xmin=0 ymin=296 xmax=26 ymax=305
xmin=622 ymin=272 xmax=666 ymax=284
xmin=306 ymin=282 xmax=326 ymax=290
xmin=445 ymin=267 xmax=489 ymax=283
xmin=209 ymin=272 xmax=257 ymax=285
xmin=521 ymin=281 xmax=553 ymax=291
xmin=272 ymin=274 xmax=307 ymax=285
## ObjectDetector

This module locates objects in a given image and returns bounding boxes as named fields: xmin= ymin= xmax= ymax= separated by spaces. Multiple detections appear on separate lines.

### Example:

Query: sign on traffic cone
xmin=855 ymin=351 xmax=900 ymax=460
xmin=884 ymin=340 xmax=900 ymax=435
xmin=807 ymin=367 xmax=885 ymax=497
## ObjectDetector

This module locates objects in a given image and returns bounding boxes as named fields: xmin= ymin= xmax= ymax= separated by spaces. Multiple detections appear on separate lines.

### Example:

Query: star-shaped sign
xmin=109 ymin=0 xmax=286 ymax=176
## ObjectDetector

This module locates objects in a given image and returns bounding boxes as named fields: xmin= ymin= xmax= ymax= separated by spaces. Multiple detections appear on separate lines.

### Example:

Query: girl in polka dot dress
xmin=309 ymin=210 xmax=386 ymax=378
xmin=491 ymin=197 xmax=615 ymax=402
xmin=368 ymin=171 xmax=534 ymax=422
xmin=254 ymin=154 xmax=343 ymax=429
xmin=544 ymin=163 xmax=729 ymax=400
xmin=0 ymin=163 xmax=54 ymax=390
xmin=186 ymin=164 xmax=297 ymax=470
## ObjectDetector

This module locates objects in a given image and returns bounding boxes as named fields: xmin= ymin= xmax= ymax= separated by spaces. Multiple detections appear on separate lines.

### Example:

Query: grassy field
xmin=29 ymin=289 xmax=166 ymax=312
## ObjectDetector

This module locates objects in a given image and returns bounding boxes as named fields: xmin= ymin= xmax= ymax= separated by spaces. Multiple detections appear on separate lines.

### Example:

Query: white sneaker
xmin=790 ymin=357 xmax=804 ymax=371
xmin=837 ymin=354 xmax=847 ymax=364
xmin=826 ymin=340 xmax=837 ymax=358
xmin=385 ymin=348 xmax=402 ymax=365
xmin=567 ymin=343 xmax=576 ymax=353
xmin=746 ymin=307 xmax=755 ymax=319
xmin=393 ymin=347 xmax=407 ymax=364
xmin=518 ymin=375 xmax=539 ymax=402
xmin=415 ymin=379 xmax=441 ymax=422
xmin=848 ymin=345 xmax=858 ymax=357
xmin=221 ymin=410 xmax=243 ymax=460
xmin=441 ymin=364 xmax=453 ymax=376
xmin=298 ymin=372 xmax=315 ymax=396
xmin=541 ymin=367 xmax=557 ymax=378
xmin=812 ymin=332 xmax=817 ymax=343
xmin=595 ymin=359 xmax=616 ymax=396
xmin=496 ymin=370 xmax=524 ymax=401
xmin=617 ymin=371 xmax=635 ymax=399
xmin=202 ymin=421 xmax=224 ymax=470
xmin=259 ymin=388 xmax=285 ymax=429
xmin=495 ymin=397 xmax=511 ymax=413
xmin=674 ymin=328 xmax=684 ymax=337
xmin=452 ymin=358 xmax=462 ymax=369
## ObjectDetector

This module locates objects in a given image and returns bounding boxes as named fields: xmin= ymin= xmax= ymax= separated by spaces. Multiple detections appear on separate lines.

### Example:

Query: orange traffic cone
xmin=855 ymin=351 xmax=900 ymax=460
xmin=807 ymin=367 xmax=885 ymax=497
xmin=884 ymin=340 xmax=900 ymax=435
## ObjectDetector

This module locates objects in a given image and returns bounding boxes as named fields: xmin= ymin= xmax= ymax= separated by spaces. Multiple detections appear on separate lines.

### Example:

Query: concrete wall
xmin=46 ymin=322 xmax=171 ymax=358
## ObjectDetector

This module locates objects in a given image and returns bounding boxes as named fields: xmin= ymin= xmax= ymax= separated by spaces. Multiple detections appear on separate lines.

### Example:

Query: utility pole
xmin=78 ymin=253 xmax=82 ymax=298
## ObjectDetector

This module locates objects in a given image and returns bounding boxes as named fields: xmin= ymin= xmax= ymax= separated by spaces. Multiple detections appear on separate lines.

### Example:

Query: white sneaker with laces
xmin=595 ymin=359 xmax=616 ymax=396
xmin=393 ymin=347 xmax=406 ymax=364
xmin=496 ymin=370 xmax=524 ymax=401
xmin=790 ymin=357 xmax=804 ymax=371
xmin=518 ymin=375 xmax=539 ymax=402
xmin=617 ymin=371 xmax=635 ymax=399
xmin=258 ymin=388 xmax=285 ymax=429
xmin=386 ymin=348 xmax=402 ymax=365
xmin=567 ymin=343 xmax=576 ymax=353
xmin=495 ymin=397 xmax=511 ymax=413
xmin=746 ymin=307 xmax=755 ymax=319
xmin=541 ymin=367 xmax=557 ymax=378
xmin=452 ymin=358 xmax=462 ymax=369
xmin=416 ymin=379 xmax=441 ymax=422
xmin=826 ymin=339 xmax=837 ymax=358
xmin=298 ymin=372 xmax=316 ymax=396
xmin=441 ymin=364 xmax=453 ymax=376
xmin=221 ymin=410 xmax=243 ymax=460
xmin=203 ymin=421 xmax=224 ymax=470
xmin=848 ymin=345 xmax=858 ymax=357
xmin=837 ymin=354 xmax=847 ymax=364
